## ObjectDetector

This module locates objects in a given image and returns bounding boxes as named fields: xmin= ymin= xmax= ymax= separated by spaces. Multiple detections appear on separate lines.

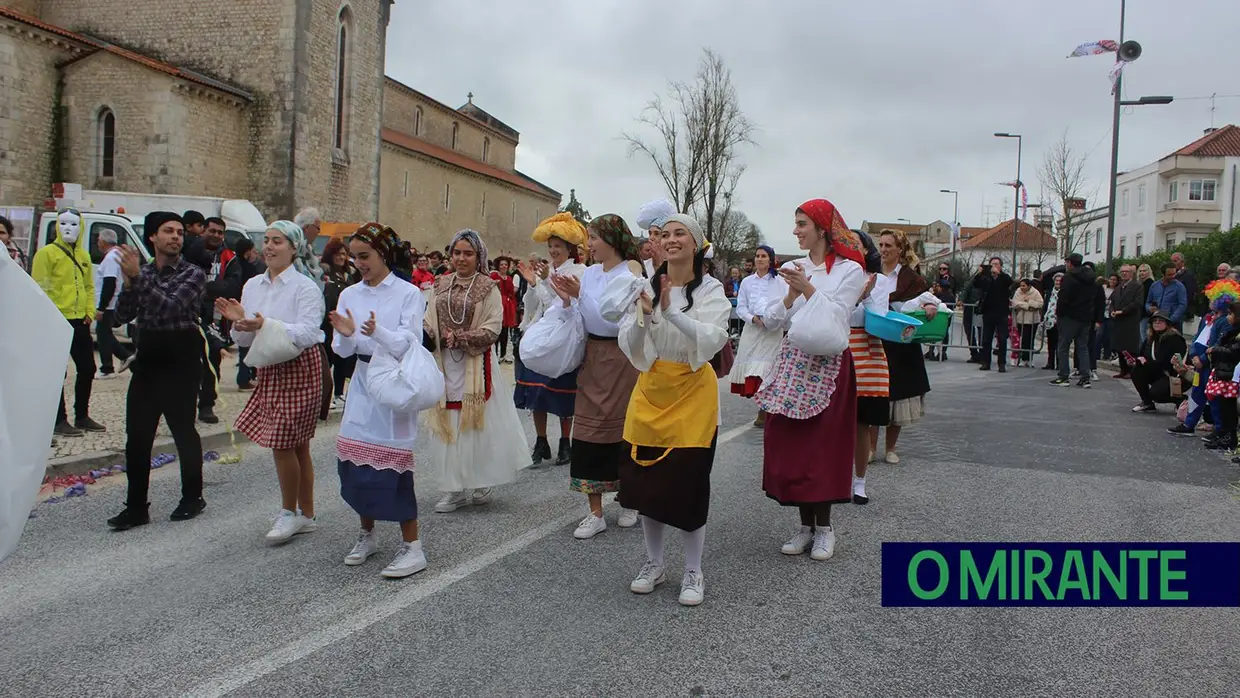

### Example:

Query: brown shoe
xmin=754 ymin=411 xmax=767 ymax=428
xmin=237 ymin=382 xmax=255 ymax=391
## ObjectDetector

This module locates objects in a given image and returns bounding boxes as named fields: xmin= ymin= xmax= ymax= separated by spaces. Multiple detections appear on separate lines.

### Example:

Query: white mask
xmin=58 ymin=210 xmax=82 ymax=245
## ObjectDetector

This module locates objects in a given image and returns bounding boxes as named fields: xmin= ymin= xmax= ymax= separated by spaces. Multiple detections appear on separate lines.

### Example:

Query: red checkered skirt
xmin=235 ymin=346 xmax=323 ymax=450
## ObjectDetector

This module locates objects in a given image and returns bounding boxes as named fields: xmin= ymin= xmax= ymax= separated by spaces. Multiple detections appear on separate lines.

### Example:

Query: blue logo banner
xmin=881 ymin=542 xmax=1240 ymax=607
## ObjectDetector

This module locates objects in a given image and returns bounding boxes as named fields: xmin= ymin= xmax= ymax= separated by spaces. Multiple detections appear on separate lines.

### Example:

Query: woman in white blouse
xmin=754 ymin=200 xmax=867 ymax=562
xmin=615 ymin=213 xmax=730 ymax=607
xmin=217 ymin=220 xmax=326 ymax=544
xmin=514 ymin=213 xmax=589 ymax=467
xmin=546 ymin=214 xmax=644 ymax=539
xmin=728 ymin=244 xmax=784 ymax=427
xmin=327 ymin=223 xmax=428 ymax=579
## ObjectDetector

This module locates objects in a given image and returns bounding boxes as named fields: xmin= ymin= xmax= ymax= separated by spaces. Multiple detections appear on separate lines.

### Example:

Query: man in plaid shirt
xmin=107 ymin=211 xmax=210 ymax=532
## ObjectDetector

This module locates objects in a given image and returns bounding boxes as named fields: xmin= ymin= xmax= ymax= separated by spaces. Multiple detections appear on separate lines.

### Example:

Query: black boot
xmin=170 ymin=498 xmax=207 ymax=521
xmin=555 ymin=438 xmax=572 ymax=465
xmin=530 ymin=436 xmax=552 ymax=466
xmin=107 ymin=504 xmax=151 ymax=531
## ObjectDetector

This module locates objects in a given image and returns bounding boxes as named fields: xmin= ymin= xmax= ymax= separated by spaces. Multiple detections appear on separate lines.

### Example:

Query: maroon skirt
xmin=710 ymin=342 xmax=735 ymax=378
xmin=761 ymin=351 xmax=857 ymax=506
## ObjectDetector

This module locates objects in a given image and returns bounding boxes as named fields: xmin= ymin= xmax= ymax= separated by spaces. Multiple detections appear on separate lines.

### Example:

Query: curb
xmin=45 ymin=428 xmax=251 ymax=478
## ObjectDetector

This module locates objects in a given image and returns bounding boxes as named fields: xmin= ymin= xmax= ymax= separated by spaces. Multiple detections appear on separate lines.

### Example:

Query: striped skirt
xmin=849 ymin=328 xmax=889 ymax=398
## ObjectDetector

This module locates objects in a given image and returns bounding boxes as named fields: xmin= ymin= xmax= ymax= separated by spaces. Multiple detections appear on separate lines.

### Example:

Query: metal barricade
xmin=919 ymin=302 xmax=1048 ymax=365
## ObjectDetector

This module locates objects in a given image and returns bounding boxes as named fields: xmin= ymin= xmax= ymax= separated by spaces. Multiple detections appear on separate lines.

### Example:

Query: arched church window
xmin=451 ymin=122 xmax=459 ymax=150
xmin=97 ymin=107 xmax=115 ymax=178
xmin=414 ymin=107 xmax=423 ymax=136
xmin=483 ymin=137 xmax=490 ymax=163
xmin=333 ymin=6 xmax=354 ymax=153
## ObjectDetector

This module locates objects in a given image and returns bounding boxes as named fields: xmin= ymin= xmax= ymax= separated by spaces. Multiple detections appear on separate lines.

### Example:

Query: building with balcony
xmin=1058 ymin=125 xmax=1240 ymax=264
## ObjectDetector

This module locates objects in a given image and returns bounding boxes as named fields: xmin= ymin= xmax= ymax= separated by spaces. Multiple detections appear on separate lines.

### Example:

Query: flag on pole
xmin=998 ymin=182 xmax=1029 ymax=220
xmin=1109 ymin=60 xmax=1129 ymax=95
xmin=1067 ymin=40 xmax=1118 ymax=58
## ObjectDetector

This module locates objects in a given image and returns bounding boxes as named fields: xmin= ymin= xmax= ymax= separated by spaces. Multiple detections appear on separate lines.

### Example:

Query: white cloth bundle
xmin=364 ymin=341 xmax=446 ymax=413
xmin=599 ymin=274 xmax=648 ymax=324
xmin=1 ymin=250 xmax=72 ymax=563
xmin=519 ymin=302 xmax=586 ymax=378
xmin=243 ymin=318 xmax=301 ymax=367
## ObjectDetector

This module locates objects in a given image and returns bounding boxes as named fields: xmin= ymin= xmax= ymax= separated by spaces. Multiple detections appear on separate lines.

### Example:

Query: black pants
xmin=236 ymin=346 xmax=254 ymax=386
xmin=57 ymin=319 xmax=96 ymax=423
xmin=125 ymin=330 xmax=204 ymax=506
xmin=496 ymin=327 xmax=511 ymax=358
xmin=1044 ymin=327 xmax=1058 ymax=368
xmin=1017 ymin=323 xmax=1037 ymax=364
xmin=980 ymin=315 xmax=1008 ymax=368
xmin=95 ymin=310 xmax=133 ymax=373
xmin=963 ymin=307 xmax=978 ymax=359
xmin=1130 ymin=363 xmax=1174 ymax=406
xmin=198 ymin=334 xmax=221 ymax=410
xmin=1220 ymin=394 xmax=1239 ymax=436
xmin=327 ymin=344 xmax=356 ymax=397
xmin=1057 ymin=317 xmax=1092 ymax=380
xmin=1086 ymin=326 xmax=1098 ymax=371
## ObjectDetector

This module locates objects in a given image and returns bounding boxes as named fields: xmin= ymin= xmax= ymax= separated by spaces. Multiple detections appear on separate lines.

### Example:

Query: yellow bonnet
xmin=532 ymin=212 xmax=587 ymax=248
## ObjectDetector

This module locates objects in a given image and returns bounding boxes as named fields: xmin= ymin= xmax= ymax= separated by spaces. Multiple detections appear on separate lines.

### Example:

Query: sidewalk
xmin=48 ymin=348 xmax=257 ymax=475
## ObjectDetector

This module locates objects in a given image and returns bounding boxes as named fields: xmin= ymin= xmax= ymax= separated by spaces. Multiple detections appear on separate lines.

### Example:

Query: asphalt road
xmin=4 ymin=360 xmax=1239 ymax=697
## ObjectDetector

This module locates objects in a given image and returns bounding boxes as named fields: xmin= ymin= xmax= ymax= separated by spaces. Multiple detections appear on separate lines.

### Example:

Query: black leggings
xmin=496 ymin=327 xmax=511 ymax=357
xmin=58 ymin=319 xmax=96 ymax=423
xmin=798 ymin=504 xmax=832 ymax=528
xmin=1221 ymin=396 xmax=1239 ymax=436
xmin=327 ymin=345 xmax=356 ymax=398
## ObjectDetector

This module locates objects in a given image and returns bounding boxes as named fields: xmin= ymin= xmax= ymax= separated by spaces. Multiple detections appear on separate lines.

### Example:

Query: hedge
xmin=1112 ymin=224 xmax=1240 ymax=316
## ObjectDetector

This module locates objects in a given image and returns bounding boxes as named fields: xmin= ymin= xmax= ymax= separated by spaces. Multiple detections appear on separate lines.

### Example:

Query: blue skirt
xmin=513 ymin=350 xmax=578 ymax=418
xmin=337 ymin=460 xmax=418 ymax=522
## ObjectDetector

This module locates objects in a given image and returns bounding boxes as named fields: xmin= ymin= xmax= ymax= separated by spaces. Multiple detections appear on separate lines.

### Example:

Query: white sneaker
xmin=344 ymin=531 xmax=377 ymax=565
xmin=265 ymin=509 xmax=304 ymax=542
xmin=434 ymin=492 xmax=468 ymax=513
xmin=1090 ymin=370 xmax=1099 ymax=381
xmin=617 ymin=507 xmax=639 ymax=528
xmin=573 ymin=514 xmax=607 ymax=539
xmin=810 ymin=527 xmax=836 ymax=561
xmin=381 ymin=542 xmax=428 ymax=578
xmin=118 ymin=355 xmax=136 ymax=373
xmin=884 ymin=451 xmax=900 ymax=464
xmin=629 ymin=560 xmax=667 ymax=594
xmin=296 ymin=512 xmax=318 ymax=534
xmin=679 ymin=570 xmax=705 ymax=606
xmin=470 ymin=487 xmax=492 ymax=506
xmin=95 ymin=371 xmax=117 ymax=380
xmin=781 ymin=527 xmax=814 ymax=555
xmin=331 ymin=396 xmax=346 ymax=411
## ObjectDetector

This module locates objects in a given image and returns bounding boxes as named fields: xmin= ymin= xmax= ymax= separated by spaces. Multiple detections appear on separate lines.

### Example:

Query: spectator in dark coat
xmin=1172 ymin=252 xmax=1197 ymax=320
xmin=972 ymin=256 xmax=1014 ymax=372
xmin=1051 ymin=253 xmax=1096 ymax=387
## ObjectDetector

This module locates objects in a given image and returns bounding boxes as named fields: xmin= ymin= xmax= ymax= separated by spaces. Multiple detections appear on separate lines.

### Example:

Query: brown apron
xmin=318 ymin=344 xmax=333 ymax=420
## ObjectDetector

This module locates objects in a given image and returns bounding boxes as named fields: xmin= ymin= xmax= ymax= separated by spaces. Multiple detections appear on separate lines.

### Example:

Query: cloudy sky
xmin=385 ymin=0 xmax=1240 ymax=253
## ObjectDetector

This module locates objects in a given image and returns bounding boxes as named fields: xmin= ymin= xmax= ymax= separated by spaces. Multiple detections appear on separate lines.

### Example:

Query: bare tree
xmin=1038 ymin=130 xmax=1098 ymax=255
xmin=623 ymin=48 xmax=755 ymax=239
xmin=712 ymin=205 xmax=762 ymax=269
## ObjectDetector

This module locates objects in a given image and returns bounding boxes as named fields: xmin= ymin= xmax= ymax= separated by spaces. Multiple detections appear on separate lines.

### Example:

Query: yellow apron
xmin=623 ymin=359 xmax=718 ymax=466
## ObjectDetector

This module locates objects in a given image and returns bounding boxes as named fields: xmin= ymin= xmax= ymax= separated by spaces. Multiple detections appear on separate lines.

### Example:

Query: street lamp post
xmin=994 ymin=133 xmax=1022 ymax=273
xmin=1101 ymin=0 xmax=1174 ymax=276
xmin=940 ymin=189 xmax=959 ymax=253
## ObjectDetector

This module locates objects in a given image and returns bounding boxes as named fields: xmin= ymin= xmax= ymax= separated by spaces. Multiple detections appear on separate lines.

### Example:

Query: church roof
xmin=381 ymin=128 xmax=560 ymax=201
xmin=0 ymin=7 xmax=252 ymax=101
xmin=457 ymin=100 xmax=520 ymax=141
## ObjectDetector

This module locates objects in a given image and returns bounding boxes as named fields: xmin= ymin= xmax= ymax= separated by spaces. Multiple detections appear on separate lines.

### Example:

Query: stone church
xmin=0 ymin=0 xmax=560 ymax=253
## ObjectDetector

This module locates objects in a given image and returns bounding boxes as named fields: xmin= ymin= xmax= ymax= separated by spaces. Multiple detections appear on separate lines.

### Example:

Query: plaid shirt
xmin=116 ymin=257 xmax=207 ymax=331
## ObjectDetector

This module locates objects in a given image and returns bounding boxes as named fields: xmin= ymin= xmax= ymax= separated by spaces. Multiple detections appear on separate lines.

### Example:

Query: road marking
xmin=185 ymin=423 xmax=752 ymax=698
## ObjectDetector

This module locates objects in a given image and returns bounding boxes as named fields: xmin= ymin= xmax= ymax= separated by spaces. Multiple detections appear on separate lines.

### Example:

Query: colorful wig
xmin=1205 ymin=278 xmax=1240 ymax=312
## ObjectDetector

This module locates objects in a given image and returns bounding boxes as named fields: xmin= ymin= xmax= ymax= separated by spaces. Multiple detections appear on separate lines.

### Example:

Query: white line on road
xmin=186 ymin=423 xmax=752 ymax=698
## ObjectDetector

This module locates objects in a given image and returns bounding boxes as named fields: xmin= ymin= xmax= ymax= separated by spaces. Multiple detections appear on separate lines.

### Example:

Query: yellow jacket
xmin=31 ymin=224 xmax=94 ymax=321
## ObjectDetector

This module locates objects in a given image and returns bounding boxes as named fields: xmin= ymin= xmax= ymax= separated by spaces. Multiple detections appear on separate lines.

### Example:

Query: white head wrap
xmin=636 ymin=199 xmax=677 ymax=231
xmin=662 ymin=213 xmax=711 ymax=254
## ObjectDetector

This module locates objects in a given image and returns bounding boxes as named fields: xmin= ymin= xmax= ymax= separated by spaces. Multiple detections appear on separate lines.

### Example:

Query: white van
xmin=69 ymin=191 xmax=268 ymax=251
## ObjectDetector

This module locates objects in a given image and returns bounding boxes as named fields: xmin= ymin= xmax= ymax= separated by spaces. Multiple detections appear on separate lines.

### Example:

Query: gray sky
xmin=386 ymin=0 xmax=1240 ymax=253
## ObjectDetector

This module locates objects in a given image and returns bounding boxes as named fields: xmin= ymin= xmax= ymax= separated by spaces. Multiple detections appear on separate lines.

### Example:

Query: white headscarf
xmin=636 ymin=199 xmax=677 ymax=231
xmin=662 ymin=213 xmax=711 ymax=254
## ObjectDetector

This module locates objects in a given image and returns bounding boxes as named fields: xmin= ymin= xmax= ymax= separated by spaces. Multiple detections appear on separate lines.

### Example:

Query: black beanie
xmin=144 ymin=211 xmax=183 ymax=243
xmin=182 ymin=210 xmax=205 ymax=227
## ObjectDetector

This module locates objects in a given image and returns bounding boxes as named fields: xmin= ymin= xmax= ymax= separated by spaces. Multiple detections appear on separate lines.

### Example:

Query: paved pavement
xmin=4 ymin=358 xmax=1240 ymax=697
xmin=51 ymin=347 xmax=250 ymax=461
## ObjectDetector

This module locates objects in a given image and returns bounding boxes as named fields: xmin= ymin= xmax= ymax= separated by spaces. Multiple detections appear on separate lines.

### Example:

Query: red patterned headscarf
xmin=797 ymin=199 xmax=866 ymax=267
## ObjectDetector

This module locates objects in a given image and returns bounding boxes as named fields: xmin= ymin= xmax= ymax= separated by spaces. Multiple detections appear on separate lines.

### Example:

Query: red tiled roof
xmin=962 ymin=219 xmax=1056 ymax=250
xmin=1171 ymin=125 xmax=1240 ymax=158
xmin=959 ymin=226 xmax=987 ymax=240
xmin=0 ymin=7 xmax=251 ymax=100
xmin=381 ymin=128 xmax=560 ymax=201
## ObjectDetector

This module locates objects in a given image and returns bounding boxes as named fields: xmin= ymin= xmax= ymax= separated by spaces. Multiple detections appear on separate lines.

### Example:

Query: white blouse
xmin=331 ymin=272 xmax=424 ymax=360
xmin=763 ymin=256 xmax=867 ymax=333
xmin=579 ymin=262 xmax=635 ymax=337
xmin=850 ymin=272 xmax=898 ymax=328
xmin=331 ymin=272 xmax=426 ymax=449
xmin=884 ymin=264 xmax=951 ymax=313
xmin=520 ymin=260 xmax=586 ymax=331
xmin=231 ymin=265 xmax=326 ymax=349
xmin=618 ymin=274 xmax=731 ymax=373
xmin=736 ymin=273 xmax=780 ymax=324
